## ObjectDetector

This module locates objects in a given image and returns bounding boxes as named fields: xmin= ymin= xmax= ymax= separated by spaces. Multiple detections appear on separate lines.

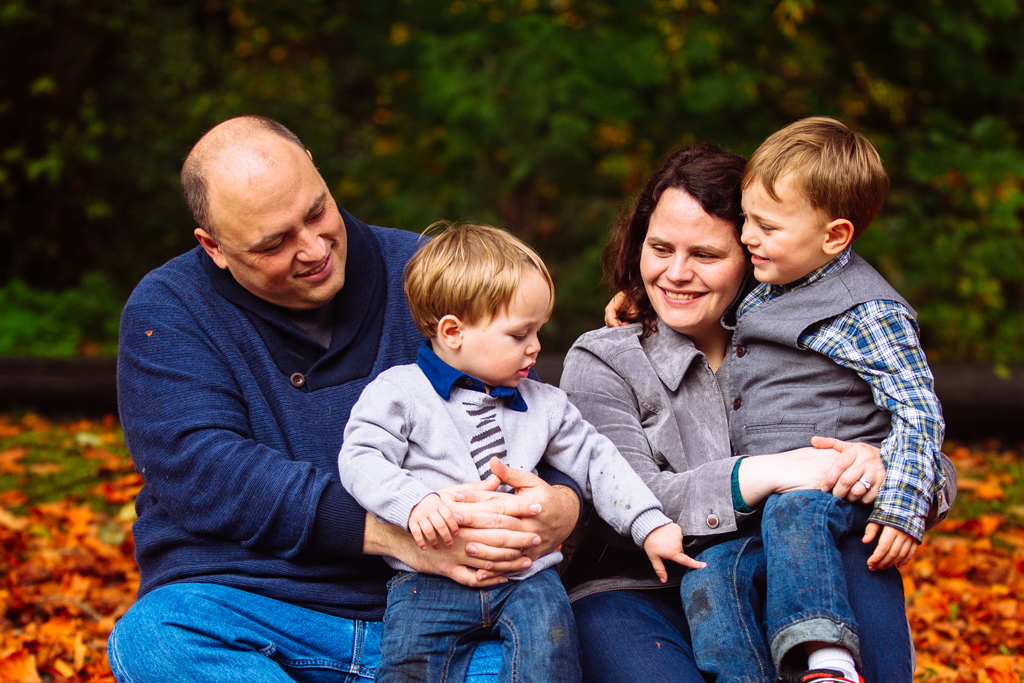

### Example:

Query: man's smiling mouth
xmin=298 ymin=253 xmax=331 ymax=278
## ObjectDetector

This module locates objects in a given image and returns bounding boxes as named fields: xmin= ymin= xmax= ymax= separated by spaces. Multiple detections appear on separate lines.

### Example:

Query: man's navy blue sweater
xmin=117 ymin=213 xmax=423 ymax=619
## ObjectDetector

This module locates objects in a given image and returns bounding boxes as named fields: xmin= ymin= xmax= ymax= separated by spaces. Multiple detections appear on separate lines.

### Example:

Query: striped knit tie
xmin=464 ymin=401 xmax=507 ymax=479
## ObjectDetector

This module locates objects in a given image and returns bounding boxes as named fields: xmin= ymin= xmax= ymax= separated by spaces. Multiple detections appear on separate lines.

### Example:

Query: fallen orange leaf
xmin=960 ymin=514 xmax=1004 ymax=537
xmin=975 ymin=481 xmax=1006 ymax=501
xmin=0 ymin=447 xmax=28 ymax=474
xmin=28 ymin=463 xmax=64 ymax=476
xmin=0 ymin=651 xmax=43 ymax=683
xmin=52 ymin=659 xmax=77 ymax=677
xmin=0 ymin=489 xmax=28 ymax=507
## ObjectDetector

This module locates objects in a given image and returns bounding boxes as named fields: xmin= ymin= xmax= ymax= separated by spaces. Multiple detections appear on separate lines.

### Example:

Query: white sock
xmin=807 ymin=646 xmax=859 ymax=681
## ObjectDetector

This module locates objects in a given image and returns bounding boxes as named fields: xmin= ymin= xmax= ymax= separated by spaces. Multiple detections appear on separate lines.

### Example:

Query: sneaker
xmin=798 ymin=669 xmax=865 ymax=683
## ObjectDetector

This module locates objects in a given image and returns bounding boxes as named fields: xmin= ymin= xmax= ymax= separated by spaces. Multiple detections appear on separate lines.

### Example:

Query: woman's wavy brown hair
xmin=603 ymin=142 xmax=747 ymax=336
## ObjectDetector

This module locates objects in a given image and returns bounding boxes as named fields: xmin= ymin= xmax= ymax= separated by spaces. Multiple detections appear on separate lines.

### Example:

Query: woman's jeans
xmin=378 ymin=568 xmax=580 ymax=683
xmin=680 ymin=490 xmax=913 ymax=682
xmin=107 ymin=582 xmax=502 ymax=683
xmin=570 ymin=587 xmax=704 ymax=683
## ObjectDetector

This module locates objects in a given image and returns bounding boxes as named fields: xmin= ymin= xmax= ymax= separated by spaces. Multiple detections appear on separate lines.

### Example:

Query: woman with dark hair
xmin=558 ymin=143 xmax=955 ymax=682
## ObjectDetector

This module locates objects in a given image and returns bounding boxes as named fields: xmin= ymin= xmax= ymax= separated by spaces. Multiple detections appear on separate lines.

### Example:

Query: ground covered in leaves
xmin=0 ymin=414 xmax=1022 ymax=682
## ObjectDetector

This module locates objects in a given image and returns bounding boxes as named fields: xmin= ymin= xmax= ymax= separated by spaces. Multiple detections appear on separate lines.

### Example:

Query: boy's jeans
xmin=378 ymin=567 xmax=580 ymax=683
xmin=763 ymin=491 xmax=867 ymax=678
xmin=681 ymin=491 xmax=910 ymax=682
xmin=107 ymin=582 xmax=502 ymax=683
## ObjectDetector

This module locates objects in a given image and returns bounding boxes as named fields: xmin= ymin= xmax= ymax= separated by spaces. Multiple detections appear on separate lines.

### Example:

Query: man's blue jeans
xmin=378 ymin=568 xmax=580 ymax=683
xmin=107 ymin=583 xmax=502 ymax=682
xmin=680 ymin=490 xmax=912 ymax=682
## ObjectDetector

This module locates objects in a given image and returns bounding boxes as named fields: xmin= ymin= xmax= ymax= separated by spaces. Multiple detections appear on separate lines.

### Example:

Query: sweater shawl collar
xmin=203 ymin=206 xmax=386 ymax=390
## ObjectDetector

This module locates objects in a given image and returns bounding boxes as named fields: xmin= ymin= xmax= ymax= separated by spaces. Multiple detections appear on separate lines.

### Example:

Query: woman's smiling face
xmin=640 ymin=187 xmax=749 ymax=343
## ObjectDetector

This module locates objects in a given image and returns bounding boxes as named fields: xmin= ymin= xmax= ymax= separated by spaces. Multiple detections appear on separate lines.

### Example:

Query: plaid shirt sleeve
xmin=800 ymin=300 xmax=946 ymax=541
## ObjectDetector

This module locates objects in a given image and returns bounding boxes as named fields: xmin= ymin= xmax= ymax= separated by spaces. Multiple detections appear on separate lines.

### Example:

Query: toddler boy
xmin=711 ymin=117 xmax=944 ymax=683
xmin=338 ymin=223 xmax=702 ymax=683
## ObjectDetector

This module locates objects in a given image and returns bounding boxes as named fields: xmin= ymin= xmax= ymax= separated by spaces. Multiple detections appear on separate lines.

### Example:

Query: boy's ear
xmin=435 ymin=315 xmax=464 ymax=350
xmin=822 ymin=219 xmax=855 ymax=255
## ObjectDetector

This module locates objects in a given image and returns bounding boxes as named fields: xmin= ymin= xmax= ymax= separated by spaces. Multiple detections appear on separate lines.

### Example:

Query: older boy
xmin=716 ymin=117 xmax=945 ymax=683
xmin=338 ymin=223 xmax=702 ymax=683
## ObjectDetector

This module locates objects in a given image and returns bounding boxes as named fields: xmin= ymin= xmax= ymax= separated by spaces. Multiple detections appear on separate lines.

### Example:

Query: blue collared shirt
xmin=737 ymin=248 xmax=945 ymax=540
xmin=415 ymin=341 xmax=528 ymax=412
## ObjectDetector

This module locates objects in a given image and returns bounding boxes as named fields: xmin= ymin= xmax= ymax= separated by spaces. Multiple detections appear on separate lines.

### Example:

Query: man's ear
xmin=435 ymin=315 xmax=464 ymax=351
xmin=823 ymin=219 xmax=855 ymax=256
xmin=195 ymin=228 xmax=229 ymax=270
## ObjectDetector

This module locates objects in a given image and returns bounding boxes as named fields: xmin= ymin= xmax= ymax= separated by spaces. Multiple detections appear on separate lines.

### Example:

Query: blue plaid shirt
xmin=737 ymin=248 xmax=945 ymax=541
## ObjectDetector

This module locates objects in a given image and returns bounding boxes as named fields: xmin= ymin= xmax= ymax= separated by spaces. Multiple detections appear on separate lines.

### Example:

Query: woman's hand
xmin=811 ymin=436 xmax=886 ymax=505
xmin=737 ymin=438 xmax=888 ymax=509
xmin=736 ymin=447 xmax=840 ymax=508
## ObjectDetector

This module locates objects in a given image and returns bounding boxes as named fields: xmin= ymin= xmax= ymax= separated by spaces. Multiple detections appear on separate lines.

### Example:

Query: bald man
xmin=108 ymin=116 xmax=580 ymax=683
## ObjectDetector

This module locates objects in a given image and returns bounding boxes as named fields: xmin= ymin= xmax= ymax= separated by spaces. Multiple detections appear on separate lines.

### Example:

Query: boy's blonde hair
xmin=404 ymin=222 xmax=555 ymax=338
xmin=743 ymin=116 xmax=889 ymax=239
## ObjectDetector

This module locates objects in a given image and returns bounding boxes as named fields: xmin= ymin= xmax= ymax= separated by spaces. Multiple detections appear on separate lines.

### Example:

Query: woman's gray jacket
xmin=559 ymin=321 xmax=751 ymax=595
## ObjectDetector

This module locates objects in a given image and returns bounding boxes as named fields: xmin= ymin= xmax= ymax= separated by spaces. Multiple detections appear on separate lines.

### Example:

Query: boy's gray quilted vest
xmin=723 ymin=253 xmax=915 ymax=456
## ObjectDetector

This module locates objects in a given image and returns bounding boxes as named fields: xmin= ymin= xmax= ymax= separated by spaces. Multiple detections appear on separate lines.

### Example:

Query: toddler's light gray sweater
xmin=338 ymin=364 xmax=671 ymax=577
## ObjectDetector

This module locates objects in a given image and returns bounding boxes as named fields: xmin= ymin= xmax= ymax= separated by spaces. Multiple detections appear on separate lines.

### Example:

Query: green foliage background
xmin=2 ymin=0 xmax=1023 ymax=362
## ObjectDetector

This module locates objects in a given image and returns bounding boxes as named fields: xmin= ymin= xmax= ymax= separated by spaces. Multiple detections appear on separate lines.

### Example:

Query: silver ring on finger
xmin=858 ymin=477 xmax=872 ymax=490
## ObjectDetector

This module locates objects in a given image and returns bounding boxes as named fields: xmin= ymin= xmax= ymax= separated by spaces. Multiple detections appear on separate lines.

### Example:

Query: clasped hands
xmin=399 ymin=457 xmax=578 ymax=587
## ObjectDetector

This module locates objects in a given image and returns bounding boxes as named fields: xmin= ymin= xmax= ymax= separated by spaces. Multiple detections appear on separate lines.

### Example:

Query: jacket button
xmin=736 ymin=345 xmax=747 ymax=358
xmin=290 ymin=372 xmax=306 ymax=388
xmin=706 ymin=514 xmax=720 ymax=529
xmin=732 ymin=396 xmax=742 ymax=410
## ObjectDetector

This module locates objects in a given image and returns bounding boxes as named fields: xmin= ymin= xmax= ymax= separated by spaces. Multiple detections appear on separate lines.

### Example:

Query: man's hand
xmin=363 ymin=513 xmax=533 ymax=588
xmin=811 ymin=436 xmax=886 ymax=504
xmin=447 ymin=457 xmax=581 ymax=581
xmin=642 ymin=523 xmax=706 ymax=583
xmin=864 ymin=523 xmax=919 ymax=570
xmin=604 ymin=291 xmax=630 ymax=327
xmin=408 ymin=493 xmax=459 ymax=550
xmin=368 ymin=457 xmax=580 ymax=585
xmin=433 ymin=472 xmax=542 ymax=561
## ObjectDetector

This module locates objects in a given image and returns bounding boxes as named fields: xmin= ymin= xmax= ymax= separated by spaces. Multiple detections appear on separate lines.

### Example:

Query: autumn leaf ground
xmin=1 ymin=414 xmax=1022 ymax=682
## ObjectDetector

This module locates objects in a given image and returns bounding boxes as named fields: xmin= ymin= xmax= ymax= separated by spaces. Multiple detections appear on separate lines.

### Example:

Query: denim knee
xmin=570 ymin=588 xmax=702 ymax=683
xmin=107 ymin=586 xmax=198 ymax=683
xmin=682 ymin=536 xmax=775 ymax=682
xmin=107 ymin=583 xmax=374 ymax=683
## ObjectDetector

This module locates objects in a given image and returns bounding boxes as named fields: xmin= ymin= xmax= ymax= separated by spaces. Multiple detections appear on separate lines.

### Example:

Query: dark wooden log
xmin=0 ymin=357 xmax=117 ymax=416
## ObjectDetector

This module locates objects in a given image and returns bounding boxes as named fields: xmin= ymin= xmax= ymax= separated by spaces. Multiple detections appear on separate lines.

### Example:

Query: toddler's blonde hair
xmin=404 ymin=222 xmax=554 ymax=338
